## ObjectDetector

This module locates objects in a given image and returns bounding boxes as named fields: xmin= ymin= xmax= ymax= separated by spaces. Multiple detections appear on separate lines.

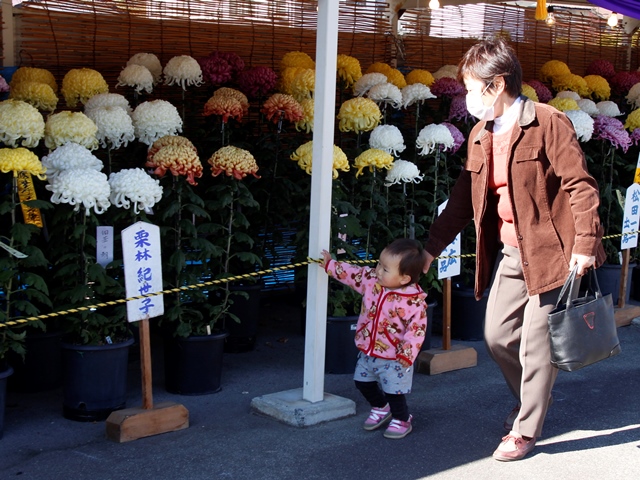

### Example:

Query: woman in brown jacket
xmin=423 ymin=38 xmax=605 ymax=461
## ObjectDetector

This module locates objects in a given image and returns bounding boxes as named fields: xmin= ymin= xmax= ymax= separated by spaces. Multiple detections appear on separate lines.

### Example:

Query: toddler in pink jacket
xmin=321 ymin=238 xmax=428 ymax=439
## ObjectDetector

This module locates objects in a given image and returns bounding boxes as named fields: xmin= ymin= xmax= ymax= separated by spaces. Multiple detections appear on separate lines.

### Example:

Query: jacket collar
xmin=471 ymin=95 xmax=534 ymax=144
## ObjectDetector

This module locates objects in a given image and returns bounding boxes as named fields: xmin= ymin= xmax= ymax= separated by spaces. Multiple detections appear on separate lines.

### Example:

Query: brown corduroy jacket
xmin=425 ymin=97 xmax=606 ymax=300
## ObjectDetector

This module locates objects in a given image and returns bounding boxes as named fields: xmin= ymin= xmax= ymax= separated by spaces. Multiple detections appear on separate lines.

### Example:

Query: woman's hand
xmin=569 ymin=253 xmax=596 ymax=276
xmin=423 ymin=251 xmax=435 ymax=274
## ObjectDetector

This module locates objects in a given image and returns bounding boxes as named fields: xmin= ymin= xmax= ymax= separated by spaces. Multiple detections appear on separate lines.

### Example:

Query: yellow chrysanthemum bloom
xmin=279 ymin=67 xmax=307 ymax=95
xmin=337 ymin=54 xmax=362 ymax=88
xmin=61 ymin=68 xmax=109 ymax=108
xmin=290 ymin=141 xmax=349 ymax=179
xmin=584 ymin=75 xmax=611 ymax=101
xmin=366 ymin=62 xmax=393 ymax=77
xmin=547 ymin=97 xmax=580 ymax=112
xmin=521 ymin=84 xmax=539 ymax=102
xmin=337 ymin=97 xmax=382 ymax=134
xmin=0 ymin=147 xmax=46 ymax=180
xmin=208 ymin=145 xmax=260 ymax=180
xmin=290 ymin=68 xmax=315 ymax=102
xmin=9 ymin=81 xmax=59 ymax=112
xmin=540 ymin=60 xmax=571 ymax=82
xmin=10 ymin=67 xmax=57 ymax=92
xmin=406 ymin=69 xmax=435 ymax=87
xmin=366 ymin=62 xmax=406 ymax=88
xmin=353 ymin=148 xmax=394 ymax=177
xmin=0 ymin=99 xmax=45 ymax=148
xmin=295 ymin=98 xmax=314 ymax=133
xmin=624 ymin=108 xmax=640 ymax=132
xmin=551 ymin=74 xmax=589 ymax=97
xmin=44 ymin=111 xmax=99 ymax=150
xmin=280 ymin=51 xmax=315 ymax=71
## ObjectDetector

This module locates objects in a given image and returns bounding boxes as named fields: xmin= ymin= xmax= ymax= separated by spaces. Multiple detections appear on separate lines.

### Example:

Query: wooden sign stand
xmin=106 ymin=318 xmax=189 ymax=442
xmin=614 ymin=249 xmax=640 ymax=327
xmin=415 ymin=278 xmax=478 ymax=375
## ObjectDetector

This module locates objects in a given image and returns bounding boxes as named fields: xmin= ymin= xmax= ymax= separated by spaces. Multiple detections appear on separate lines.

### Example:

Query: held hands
xmin=423 ymin=251 xmax=435 ymax=274
xmin=398 ymin=358 xmax=411 ymax=369
xmin=569 ymin=253 xmax=596 ymax=276
xmin=320 ymin=249 xmax=332 ymax=269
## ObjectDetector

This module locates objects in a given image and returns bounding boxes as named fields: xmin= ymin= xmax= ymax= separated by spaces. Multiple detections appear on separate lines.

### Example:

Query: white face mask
xmin=466 ymin=82 xmax=497 ymax=121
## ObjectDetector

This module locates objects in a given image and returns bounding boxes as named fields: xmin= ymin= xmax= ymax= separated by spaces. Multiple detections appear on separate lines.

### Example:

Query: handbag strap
xmin=555 ymin=266 xmax=602 ymax=310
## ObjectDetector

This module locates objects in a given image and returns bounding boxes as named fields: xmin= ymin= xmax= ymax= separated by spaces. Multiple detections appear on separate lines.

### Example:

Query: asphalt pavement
xmin=1 ymin=292 xmax=639 ymax=480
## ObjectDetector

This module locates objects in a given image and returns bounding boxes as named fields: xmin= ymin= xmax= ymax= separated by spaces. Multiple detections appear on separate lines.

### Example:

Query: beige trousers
xmin=484 ymin=244 xmax=564 ymax=438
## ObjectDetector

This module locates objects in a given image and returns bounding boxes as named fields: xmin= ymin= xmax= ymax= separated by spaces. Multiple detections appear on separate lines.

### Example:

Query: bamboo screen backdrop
xmin=2 ymin=0 xmax=639 ymax=88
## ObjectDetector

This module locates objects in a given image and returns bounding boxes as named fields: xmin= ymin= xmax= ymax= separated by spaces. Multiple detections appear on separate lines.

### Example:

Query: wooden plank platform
xmin=415 ymin=345 xmax=478 ymax=376
xmin=614 ymin=304 xmax=640 ymax=327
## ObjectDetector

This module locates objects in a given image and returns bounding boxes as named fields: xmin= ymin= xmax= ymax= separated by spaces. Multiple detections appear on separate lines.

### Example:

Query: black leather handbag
xmin=547 ymin=266 xmax=621 ymax=372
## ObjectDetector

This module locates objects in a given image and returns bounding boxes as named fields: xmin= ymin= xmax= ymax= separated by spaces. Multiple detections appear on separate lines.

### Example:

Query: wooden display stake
xmin=614 ymin=249 xmax=640 ymax=327
xmin=415 ymin=278 xmax=477 ymax=375
xmin=106 ymin=318 xmax=189 ymax=442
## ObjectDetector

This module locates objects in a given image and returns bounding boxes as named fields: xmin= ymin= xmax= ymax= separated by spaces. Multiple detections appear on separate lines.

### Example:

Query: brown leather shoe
xmin=493 ymin=434 xmax=536 ymax=461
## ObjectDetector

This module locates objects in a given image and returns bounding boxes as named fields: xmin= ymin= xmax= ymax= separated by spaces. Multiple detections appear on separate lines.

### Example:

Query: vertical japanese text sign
xmin=96 ymin=226 xmax=114 ymax=268
xmin=122 ymin=222 xmax=164 ymax=322
xmin=437 ymin=200 xmax=461 ymax=280
xmin=621 ymin=183 xmax=640 ymax=251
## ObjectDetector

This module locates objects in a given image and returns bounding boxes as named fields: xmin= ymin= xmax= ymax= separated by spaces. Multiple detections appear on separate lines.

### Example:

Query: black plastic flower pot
xmin=325 ymin=315 xmax=359 ymax=374
xmin=0 ymin=366 xmax=13 ymax=439
xmin=9 ymin=329 xmax=63 ymax=393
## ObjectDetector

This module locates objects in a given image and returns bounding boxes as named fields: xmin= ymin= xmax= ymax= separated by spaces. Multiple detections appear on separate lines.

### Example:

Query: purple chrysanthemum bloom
xmin=212 ymin=52 xmax=245 ymax=75
xmin=610 ymin=71 xmax=639 ymax=96
xmin=441 ymin=122 xmax=464 ymax=154
xmin=237 ymin=66 xmax=278 ymax=98
xmin=526 ymin=80 xmax=553 ymax=103
xmin=586 ymin=60 xmax=616 ymax=81
xmin=0 ymin=75 xmax=9 ymax=93
xmin=631 ymin=128 xmax=640 ymax=146
xmin=593 ymin=115 xmax=632 ymax=152
xmin=199 ymin=55 xmax=233 ymax=85
xmin=430 ymin=77 xmax=465 ymax=99
xmin=448 ymin=94 xmax=474 ymax=123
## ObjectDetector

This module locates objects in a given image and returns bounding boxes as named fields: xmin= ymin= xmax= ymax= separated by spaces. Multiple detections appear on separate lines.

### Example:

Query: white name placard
xmin=96 ymin=226 xmax=113 ymax=268
xmin=437 ymin=200 xmax=461 ymax=280
xmin=122 ymin=221 xmax=164 ymax=322
xmin=621 ymin=183 xmax=640 ymax=251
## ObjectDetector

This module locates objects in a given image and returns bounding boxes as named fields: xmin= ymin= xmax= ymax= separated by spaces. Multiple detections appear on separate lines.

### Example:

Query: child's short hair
xmin=384 ymin=238 xmax=427 ymax=284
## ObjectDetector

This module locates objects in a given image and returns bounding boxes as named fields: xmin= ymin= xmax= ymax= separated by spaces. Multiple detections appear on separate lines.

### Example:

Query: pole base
xmin=415 ymin=344 xmax=477 ymax=375
xmin=105 ymin=401 xmax=189 ymax=443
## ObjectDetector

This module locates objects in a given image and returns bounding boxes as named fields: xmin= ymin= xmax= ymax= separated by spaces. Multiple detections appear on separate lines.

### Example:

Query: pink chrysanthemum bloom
xmin=203 ymin=95 xmax=244 ymax=123
xmin=586 ymin=60 xmax=616 ymax=80
xmin=199 ymin=54 xmax=233 ymax=85
xmin=213 ymin=87 xmax=250 ymax=114
xmin=447 ymin=94 xmax=473 ymax=122
xmin=593 ymin=115 xmax=632 ymax=152
xmin=430 ymin=77 xmax=465 ymax=99
xmin=261 ymin=93 xmax=304 ymax=123
xmin=526 ymin=80 xmax=553 ymax=103
xmin=147 ymin=135 xmax=197 ymax=164
xmin=237 ymin=66 xmax=277 ymax=98
xmin=610 ymin=71 xmax=640 ymax=96
xmin=203 ymin=51 xmax=244 ymax=77
xmin=0 ymin=75 xmax=9 ymax=93
xmin=441 ymin=122 xmax=464 ymax=154
xmin=631 ymin=128 xmax=640 ymax=146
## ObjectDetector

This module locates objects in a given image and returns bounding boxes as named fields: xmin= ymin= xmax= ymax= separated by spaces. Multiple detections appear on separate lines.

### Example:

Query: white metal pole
xmin=302 ymin=0 xmax=339 ymax=403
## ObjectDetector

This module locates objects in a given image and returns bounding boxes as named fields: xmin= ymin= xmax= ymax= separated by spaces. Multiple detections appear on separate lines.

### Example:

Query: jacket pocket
xmin=465 ymin=158 xmax=484 ymax=173
xmin=514 ymin=145 xmax=542 ymax=162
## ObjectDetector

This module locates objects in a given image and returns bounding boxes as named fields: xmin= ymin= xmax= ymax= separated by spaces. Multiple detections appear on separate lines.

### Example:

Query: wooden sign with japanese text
xmin=437 ymin=200 xmax=461 ymax=280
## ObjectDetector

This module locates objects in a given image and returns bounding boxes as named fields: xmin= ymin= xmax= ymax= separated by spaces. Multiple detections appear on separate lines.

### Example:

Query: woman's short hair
xmin=457 ymin=37 xmax=522 ymax=98
xmin=384 ymin=238 xmax=427 ymax=284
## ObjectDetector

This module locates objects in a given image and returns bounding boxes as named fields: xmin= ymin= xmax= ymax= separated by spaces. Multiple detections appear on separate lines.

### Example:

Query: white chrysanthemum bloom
xmin=132 ymin=100 xmax=183 ymax=146
xmin=85 ymin=105 xmax=135 ymax=149
xmin=432 ymin=65 xmax=458 ymax=80
xmin=401 ymin=83 xmax=436 ymax=108
xmin=85 ymin=93 xmax=132 ymax=115
xmin=369 ymin=125 xmax=406 ymax=156
xmin=556 ymin=90 xmax=581 ymax=101
xmin=384 ymin=159 xmax=424 ymax=186
xmin=416 ymin=124 xmax=454 ymax=156
xmin=626 ymin=82 xmax=640 ymax=108
xmin=565 ymin=109 xmax=594 ymax=142
xmin=163 ymin=55 xmax=203 ymax=90
xmin=46 ymin=167 xmax=110 ymax=216
xmin=366 ymin=82 xmax=403 ymax=109
xmin=0 ymin=99 xmax=45 ymax=148
xmin=578 ymin=98 xmax=600 ymax=116
xmin=116 ymin=64 xmax=154 ymax=94
xmin=41 ymin=142 xmax=103 ymax=179
xmin=44 ymin=111 xmax=99 ymax=150
xmin=353 ymin=72 xmax=387 ymax=96
xmin=127 ymin=53 xmax=163 ymax=84
xmin=108 ymin=168 xmax=163 ymax=214
xmin=596 ymin=100 xmax=623 ymax=117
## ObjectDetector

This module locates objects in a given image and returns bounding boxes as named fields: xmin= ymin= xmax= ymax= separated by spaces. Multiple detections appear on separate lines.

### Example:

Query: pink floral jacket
xmin=325 ymin=259 xmax=428 ymax=365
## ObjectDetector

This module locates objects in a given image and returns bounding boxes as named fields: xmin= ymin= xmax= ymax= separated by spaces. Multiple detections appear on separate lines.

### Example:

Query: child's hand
xmin=398 ymin=358 xmax=411 ymax=369
xmin=320 ymin=249 xmax=332 ymax=268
